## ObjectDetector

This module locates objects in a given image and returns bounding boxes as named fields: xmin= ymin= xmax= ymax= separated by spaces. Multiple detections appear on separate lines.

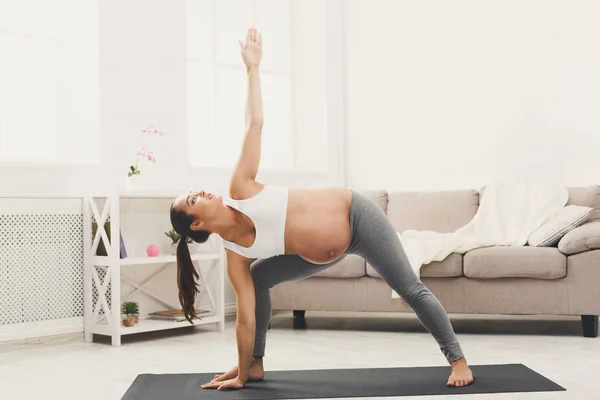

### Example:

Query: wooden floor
xmin=1 ymin=311 xmax=597 ymax=399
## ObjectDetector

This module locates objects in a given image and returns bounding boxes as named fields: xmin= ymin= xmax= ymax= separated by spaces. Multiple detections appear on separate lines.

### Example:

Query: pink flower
xmin=128 ymin=124 xmax=163 ymax=176
xmin=139 ymin=123 xmax=164 ymax=135
xmin=145 ymin=151 xmax=156 ymax=162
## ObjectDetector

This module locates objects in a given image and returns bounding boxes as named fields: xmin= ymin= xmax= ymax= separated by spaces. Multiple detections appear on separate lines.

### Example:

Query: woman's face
xmin=174 ymin=190 xmax=222 ymax=231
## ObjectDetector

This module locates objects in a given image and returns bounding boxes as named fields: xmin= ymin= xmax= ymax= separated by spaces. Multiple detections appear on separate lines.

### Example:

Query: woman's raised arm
xmin=229 ymin=27 xmax=263 ymax=200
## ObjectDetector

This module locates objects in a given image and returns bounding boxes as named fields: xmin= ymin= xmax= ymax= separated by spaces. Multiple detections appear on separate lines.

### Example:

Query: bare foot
xmin=248 ymin=357 xmax=265 ymax=380
xmin=447 ymin=357 xmax=474 ymax=387
xmin=212 ymin=357 xmax=265 ymax=383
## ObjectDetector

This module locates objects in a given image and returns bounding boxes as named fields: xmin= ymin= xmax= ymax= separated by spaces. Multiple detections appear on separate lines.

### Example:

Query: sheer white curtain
xmin=0 ymin=0 xmax=100 ymax=164
xmin=186 ymin=0 xmax=329 ymax=172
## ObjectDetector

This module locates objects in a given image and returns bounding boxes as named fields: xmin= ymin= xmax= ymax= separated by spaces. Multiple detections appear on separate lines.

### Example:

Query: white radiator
xmin=0 ymin=198 xmax=86 ymax=342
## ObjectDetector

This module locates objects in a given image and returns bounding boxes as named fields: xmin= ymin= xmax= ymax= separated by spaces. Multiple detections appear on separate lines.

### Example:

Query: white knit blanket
xmin=391 ymin=183 xmax=568 ymax=299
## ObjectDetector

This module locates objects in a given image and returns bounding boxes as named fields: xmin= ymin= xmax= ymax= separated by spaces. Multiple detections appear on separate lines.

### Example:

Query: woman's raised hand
xmin=239 ymin=27 xmax=262 ymax=70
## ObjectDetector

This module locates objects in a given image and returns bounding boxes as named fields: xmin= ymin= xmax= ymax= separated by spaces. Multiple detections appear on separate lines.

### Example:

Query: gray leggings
xmin=250 ymin=190 xmax=464 ymax=363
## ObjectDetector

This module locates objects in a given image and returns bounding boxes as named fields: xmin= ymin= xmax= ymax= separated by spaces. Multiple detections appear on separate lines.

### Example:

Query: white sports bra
xmin=221 ymin=185 xmax=290 ymax=259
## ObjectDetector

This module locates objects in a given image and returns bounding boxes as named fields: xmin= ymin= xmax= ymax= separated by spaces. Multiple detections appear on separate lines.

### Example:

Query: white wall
xmin=0 ymin=0 xmax=224 ymax=196
xmin=1 ymin=0 xmax=345 ymax=312
xmin=1 ymin=0 xmax=344 ymax=198
xmin=345 ymin=0 xmax=600 ymax=192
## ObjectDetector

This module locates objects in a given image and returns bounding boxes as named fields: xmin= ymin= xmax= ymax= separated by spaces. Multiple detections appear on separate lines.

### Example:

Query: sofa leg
xmin=581 ymin=315 xmax=598 ymax=338
xmin=293 ymin=310 xmax=305 ymax=318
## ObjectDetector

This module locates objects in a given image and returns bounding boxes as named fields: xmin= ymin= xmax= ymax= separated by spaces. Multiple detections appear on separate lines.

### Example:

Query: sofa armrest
xmin=558 ymin=221 xmax=600 ymax=255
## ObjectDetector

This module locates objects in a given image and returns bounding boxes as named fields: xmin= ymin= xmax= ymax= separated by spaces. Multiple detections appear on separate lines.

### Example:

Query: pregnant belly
xmin=288 ymin=225 xmax=351 ymax=264
xmin=284 ymin=192 xmax=353 ymax=264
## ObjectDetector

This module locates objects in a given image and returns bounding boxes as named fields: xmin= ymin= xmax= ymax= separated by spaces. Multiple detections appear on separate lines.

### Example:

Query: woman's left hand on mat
xmin=201 ymin=376 xmax=245 ymax=391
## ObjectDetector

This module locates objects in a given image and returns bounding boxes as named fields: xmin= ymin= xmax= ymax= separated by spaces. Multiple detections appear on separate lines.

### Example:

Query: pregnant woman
xmin=169 ymin=27 xmax=474 ymax=391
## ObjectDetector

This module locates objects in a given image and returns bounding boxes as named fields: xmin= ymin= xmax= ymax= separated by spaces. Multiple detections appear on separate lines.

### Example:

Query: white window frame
xmin=185 ymin=0 xmax=346 ymax=188
xmin=0 ymin=2 xmax=58 ymax=165
xmin=0 ymin=0 xmax=101 ymax=169
xmin=185 ymin=1 xmax=296 ymax=171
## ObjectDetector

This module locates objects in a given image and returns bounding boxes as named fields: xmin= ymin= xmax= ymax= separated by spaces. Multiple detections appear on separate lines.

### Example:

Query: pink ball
xmin=146 ymin=244 xmax=160 ymax=257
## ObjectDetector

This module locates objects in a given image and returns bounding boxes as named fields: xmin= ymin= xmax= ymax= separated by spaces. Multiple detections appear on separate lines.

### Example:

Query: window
xmin=0 ymin=0 xmax=100 ymax=164
xmin=185 ymin=0 xmax=330 ymax=172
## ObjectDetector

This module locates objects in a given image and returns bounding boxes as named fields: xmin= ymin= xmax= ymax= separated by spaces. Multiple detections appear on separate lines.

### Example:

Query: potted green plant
xmin=121 ymin=301 xmax=140 ymax=327
xmin=165 ymin=229 xmax=193 ymax=255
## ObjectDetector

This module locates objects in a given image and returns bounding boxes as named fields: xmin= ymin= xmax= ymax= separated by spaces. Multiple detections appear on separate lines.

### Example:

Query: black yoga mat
xmin=121 ymin=363 xmax=565 ymax=400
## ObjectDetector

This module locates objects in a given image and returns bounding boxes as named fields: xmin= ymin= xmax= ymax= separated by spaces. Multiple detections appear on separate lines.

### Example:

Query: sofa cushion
xmin=558 ymin=221 xmax=600 ymax=255
xmin=567 ymin=185 xmax=600 ymax=222
xmin=527 ymin=205 xmax=593 ymax=247
xmin=464 ymin=246 xmax=566 ymax=279
xmin=386 ymin=190 xmax=479 ymax=233
xmin=313 ymin=254 xmax=366 ymax=278
xmin=366 ymin=253 xmax=463 ymax=278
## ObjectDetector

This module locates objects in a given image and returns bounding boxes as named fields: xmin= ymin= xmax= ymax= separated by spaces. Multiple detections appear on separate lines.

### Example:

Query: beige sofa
xmin=270 ymin=186 xmax=600 ymax=338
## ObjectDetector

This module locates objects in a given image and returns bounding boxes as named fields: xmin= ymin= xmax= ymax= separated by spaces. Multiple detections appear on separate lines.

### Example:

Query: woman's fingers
xmin=244 ymin=26 xmax=261 ymax=46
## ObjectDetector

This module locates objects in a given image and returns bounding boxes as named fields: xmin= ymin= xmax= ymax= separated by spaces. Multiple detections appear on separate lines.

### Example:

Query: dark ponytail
xmin=170 ymin=203 xmax=212 ymax=324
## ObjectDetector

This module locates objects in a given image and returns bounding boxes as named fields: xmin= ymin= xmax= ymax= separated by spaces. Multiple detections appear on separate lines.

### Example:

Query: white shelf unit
xmin=82 ymin=191 xmax=225 ymax=346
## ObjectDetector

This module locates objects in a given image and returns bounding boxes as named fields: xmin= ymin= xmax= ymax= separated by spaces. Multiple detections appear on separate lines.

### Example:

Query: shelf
xmin=90 ymin=315 xmax=221 ymax=336
xmin=91 ymin=253 xmax=220 ymax=266
xmin=83 ymin=193 xmax=226 ymax=346
xmin=120 ymin=315 xmax=221 ymax=335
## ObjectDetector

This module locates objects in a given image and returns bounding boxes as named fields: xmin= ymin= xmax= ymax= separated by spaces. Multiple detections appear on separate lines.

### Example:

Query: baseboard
xmin=0 ymin=317 xmax=83 ymax=343
xmin=225 ymin=302 xmax=237 ymax=316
